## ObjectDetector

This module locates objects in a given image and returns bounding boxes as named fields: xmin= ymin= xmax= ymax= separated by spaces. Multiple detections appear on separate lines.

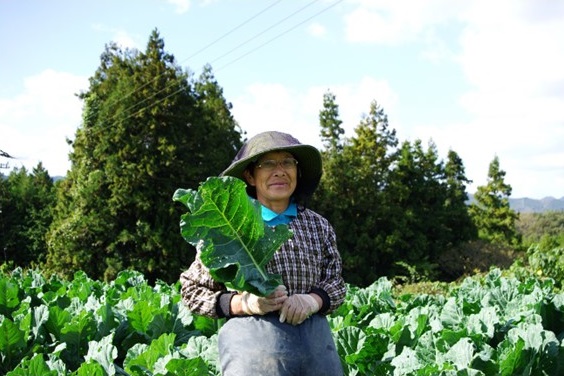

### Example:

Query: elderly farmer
xmin=180 ymin=131 xmax=346 ymax=375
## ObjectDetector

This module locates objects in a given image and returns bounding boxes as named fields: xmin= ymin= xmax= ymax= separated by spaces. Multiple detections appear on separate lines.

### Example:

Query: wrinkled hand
xmin=240 ymin=285 xmax=288 ymax=315
xmin=279 ymin=294 xmax=321 ymax=325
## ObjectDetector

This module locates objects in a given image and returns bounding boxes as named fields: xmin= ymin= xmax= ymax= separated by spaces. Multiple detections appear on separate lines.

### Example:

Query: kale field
xmin=1 ymin=267 xmax=563 ymax=375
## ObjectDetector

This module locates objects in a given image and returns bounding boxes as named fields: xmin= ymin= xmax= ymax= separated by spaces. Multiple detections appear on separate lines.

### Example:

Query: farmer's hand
xmin=279 ymin=293 xmax=321 ymax=325
xmin=233 ymin=285 xmax=288 ymax=316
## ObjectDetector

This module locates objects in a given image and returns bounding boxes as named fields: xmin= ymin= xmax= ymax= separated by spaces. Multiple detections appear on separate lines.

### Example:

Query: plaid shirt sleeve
xmin=179 ymin=249 xmax=227 ymax=318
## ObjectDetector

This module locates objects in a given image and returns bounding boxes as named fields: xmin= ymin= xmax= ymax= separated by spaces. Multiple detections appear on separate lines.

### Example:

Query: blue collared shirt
xmin=262 ymin=201 xmax=297 ymax=226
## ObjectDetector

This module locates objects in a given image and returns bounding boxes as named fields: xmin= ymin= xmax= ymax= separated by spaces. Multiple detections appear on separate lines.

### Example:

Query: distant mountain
xmin=468 ymin=194 xmax=564 ymax=213
xmin=509 ymin=196 xmax=564 ymax=213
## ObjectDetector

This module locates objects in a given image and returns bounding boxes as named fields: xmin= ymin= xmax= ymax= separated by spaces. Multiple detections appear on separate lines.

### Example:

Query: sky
xmin=1 ymin=0 xmax=563 ymax=199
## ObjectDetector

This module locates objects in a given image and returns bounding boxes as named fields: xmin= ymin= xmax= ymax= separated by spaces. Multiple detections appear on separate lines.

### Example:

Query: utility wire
xmin=209 ymin=0 xmax=320 ymax=66
xmin=114 ymin=0 xmax=318 ymax=126
xmin=125 ymin=0 xmax=342 ymax=123
xmin=115 ymin=0 xmax=317 ymax=124
xmin=181 ymin=0 xmax=284 ymax=63
xmin=216 ymin=0 xmax=343 ymax=72
xmin=87 ymin=0 xmax=342 ymax=138
xmin=109 ymin=0 xmax=284 ymax=120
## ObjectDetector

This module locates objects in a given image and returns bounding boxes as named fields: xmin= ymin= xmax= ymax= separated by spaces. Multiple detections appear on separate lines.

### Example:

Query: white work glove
xmin=240 ymin=285 xmax=288 ymax=315
xmin=279 ymin=294 xmax=321 ymax=325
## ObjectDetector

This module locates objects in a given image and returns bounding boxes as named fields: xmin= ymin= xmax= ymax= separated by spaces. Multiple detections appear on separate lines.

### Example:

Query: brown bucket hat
xmin=220 ymin=131 xmax=322 ymax=198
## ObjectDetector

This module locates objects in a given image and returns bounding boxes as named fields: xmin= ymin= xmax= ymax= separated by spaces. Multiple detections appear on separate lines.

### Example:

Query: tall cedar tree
xmin=313 ymin=90 xmax=345 ymax=210
xmin=314 ymin=95 xmax=475 ymax=285
xmin=385 ymin=140 xmax=475 ymax=280
xmin=323 ymin=100 xmax=399 ymax=286
xmin=385 ymin=140 xmax=448 ymax=279
xmin=0 ymin=164 xmax=55 ymax=267
xmin=469 ymin=155 xmax=520 ymax=246
xmin=45 ymin=30 xmax=242 ymax=283
xmin=443 ymin=149 xmax=477 ymax=244
xmin=319 ymin=91 xmax=344 ymax=152
xmin=311 ymin=90 xmax=347 ymax=254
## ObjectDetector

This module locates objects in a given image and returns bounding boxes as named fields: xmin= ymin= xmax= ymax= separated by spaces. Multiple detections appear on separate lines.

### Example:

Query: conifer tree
xmin=334 ymin=101 xmax=399 ymax=285
xmin=443 ymin=149 xmax=476 ymax=243
xmin=319 ymin=90 xmax=344 ymax=152
xmin=385 ymin=140 xmax=446 ymax=276
xmin=312 ymin=90 xmax=345 ymax=206
xmin=384 ymin=141 xmax=476 ymax=280
xmin=0 ymin=164 xmax=55 ymax=266
xmin=45 ymin=30 xmax=241 ymax=283
xmin=469 ymin=155 xmax=520 ymax=246
xmin=314 ymin=95 xmax=476 ymax=285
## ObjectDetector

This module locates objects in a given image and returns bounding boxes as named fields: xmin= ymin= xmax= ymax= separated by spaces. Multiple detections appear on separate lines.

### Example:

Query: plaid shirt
xmin=179 ymin=207 xmax=346 ymax=318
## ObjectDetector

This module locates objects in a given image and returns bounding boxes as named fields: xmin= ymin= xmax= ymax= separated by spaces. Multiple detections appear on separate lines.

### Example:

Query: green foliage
xmin=319 ymin=90 xmax=344 ymax=152
xmin=0 ymin=164 xmax=55 ymax=267
xmin=2 ymin=268 xmax=217 ymax=375
xmin=193 ymin=64 xmax=242 ymax=174
xmin=518 ymin=211 xmax=564 ymax=247
xmin=443 ymin=149 xmax=478 ymax=242
xmin=44 ymin=30 xmax=242 ymax=283
xmin=4 ymin=40 xmax=552 ymax=300
xmin=331 ymin=268 xmax=564 ymax=375
xmin=2 ymin=266 xmax=563 ymax=374
xmin=173 ymin=176 xmax=289 ymax=296
xmin=526 ymin=242 xmax=564 ymax=289
xmin=469 ymin=156 xmax=521 ymax=247
xmin=437 ymin=239 xmax=518 ymax=281
xmin=385 ymin=141 xmax=477 ymax=280
xmin=312 ymin=97 xmax=476 ymax=286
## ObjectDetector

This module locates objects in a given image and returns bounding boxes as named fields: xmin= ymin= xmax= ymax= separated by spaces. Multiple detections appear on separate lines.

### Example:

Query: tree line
xmin=1 ymin=30 xmax=523 ymax=286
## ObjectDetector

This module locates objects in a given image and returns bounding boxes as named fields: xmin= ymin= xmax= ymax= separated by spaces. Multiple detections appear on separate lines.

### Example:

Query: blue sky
xmin=1 ymin=0 xmax=563 ymax=199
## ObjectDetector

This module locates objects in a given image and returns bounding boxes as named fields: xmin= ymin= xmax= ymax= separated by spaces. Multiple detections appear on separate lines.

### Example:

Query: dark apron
xmin=218 ymin=313 xmax=343 ymax=376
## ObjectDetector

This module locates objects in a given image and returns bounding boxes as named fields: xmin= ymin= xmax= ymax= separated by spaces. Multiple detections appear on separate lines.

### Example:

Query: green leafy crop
xmin=173 ymin=176 xmax=292 ymax=296
xmin=2 ymin=266 xmax=564 ymax=374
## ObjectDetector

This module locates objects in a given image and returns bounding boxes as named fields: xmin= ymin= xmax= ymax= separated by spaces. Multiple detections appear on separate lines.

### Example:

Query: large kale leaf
xmin=173 ymin=176 xmax=291 ymax=296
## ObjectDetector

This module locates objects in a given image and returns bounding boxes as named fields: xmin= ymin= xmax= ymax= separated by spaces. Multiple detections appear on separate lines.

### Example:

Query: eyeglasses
xmin=256 ymin=157 xmax=299 ymax=171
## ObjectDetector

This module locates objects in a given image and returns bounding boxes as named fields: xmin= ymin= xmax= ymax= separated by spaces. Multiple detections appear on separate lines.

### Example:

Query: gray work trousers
xmin=218 ymin=313 xmax=343 ymax=376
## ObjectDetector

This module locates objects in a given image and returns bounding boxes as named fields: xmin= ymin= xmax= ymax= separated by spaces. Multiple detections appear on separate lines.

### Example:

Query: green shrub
xmin=527 ymin=242 xmax=564 ymax=289
xmin=437 ymin=239 xmax=519 ymax=281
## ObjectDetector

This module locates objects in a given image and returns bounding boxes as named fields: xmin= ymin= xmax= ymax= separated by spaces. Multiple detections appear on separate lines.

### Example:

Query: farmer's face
xmin=244 ymin=151 xmax=298 ymax=212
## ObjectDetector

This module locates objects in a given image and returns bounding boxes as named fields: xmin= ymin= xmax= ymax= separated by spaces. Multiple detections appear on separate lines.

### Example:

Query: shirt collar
xmin=262 ymin=201 xmax=297 ymax=226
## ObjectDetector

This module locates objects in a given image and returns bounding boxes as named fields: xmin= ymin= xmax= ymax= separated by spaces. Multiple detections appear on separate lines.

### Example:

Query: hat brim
xmin=221 ymin=144 xmax=322 ymax=198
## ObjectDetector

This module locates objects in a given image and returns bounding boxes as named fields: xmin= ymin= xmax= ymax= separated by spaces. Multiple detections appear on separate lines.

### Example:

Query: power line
xmin=109 ymin=0 xmax=285 ymax=120
xmin=181 ymin=0 xmax=284 ymax=63
xmin=209 ymin=0 xmax=321 ymax=66
xmin=81 ymin=0 xmax=343 ymax=140
xmin=216 ymin=0 xmax=343 ymax=72
xmin=115 ymin=0 xmax=319 ymax=123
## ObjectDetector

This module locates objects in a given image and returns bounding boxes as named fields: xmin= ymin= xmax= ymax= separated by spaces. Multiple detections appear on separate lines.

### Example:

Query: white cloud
xmin=0 ymin=70 xmax=87 ymax=176
xmin=2 ymin=0 xmax=561 ymax=199
xmin=91 ymin=24 xmax=140 ymax=49
xmin=336 ymin=0 xmax=564 ymax=197
xmin=166 ymin=0 xmax=191 ymax=14
xmin=112 ymin=31 xmax=139 ymax=49
xmin=231 ymin=76 xmax=398 ymax=148
xmin=343 ymin=0 xmax=463 ymax=45
xmin=452 ymin=1 xmax=564 ymax=197
xmin=458 ymin=2 xmax=564 ymax=93
xmin=308 ymin=22 xmax=327 ymax=38
xmin=326 ymin=76 xmax=399 ymax=137
xmin=230 ymin=83 xmax=320 ymax=146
